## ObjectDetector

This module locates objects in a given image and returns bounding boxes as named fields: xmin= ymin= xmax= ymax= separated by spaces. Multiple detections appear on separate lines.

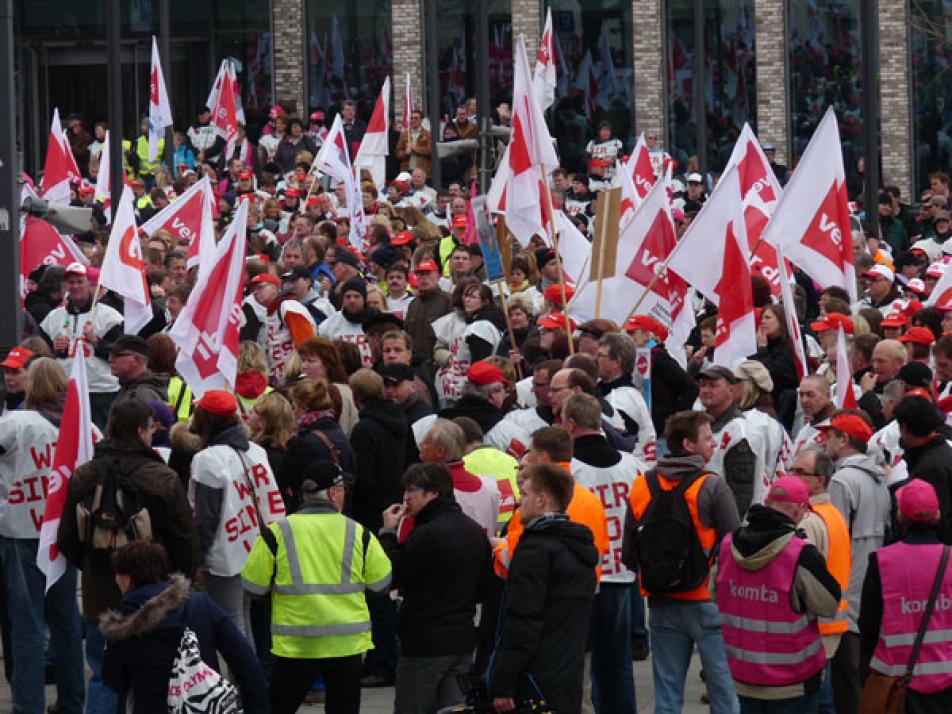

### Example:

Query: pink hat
xmin=766 ymin=476 xmax=811 ymax=508
xmin=897 ymin=480 xmax=939 ymax=523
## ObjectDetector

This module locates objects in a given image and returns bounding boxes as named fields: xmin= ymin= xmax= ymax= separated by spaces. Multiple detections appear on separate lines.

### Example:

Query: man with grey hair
xmin=790 ymin=444 xmax=852 ymax=712
xmin=859 ymin=339 xmax=907 ymax=429
xmin=420 ymin=419 xmax=500 ymax=536
xmin=793 ymin=375 xmax=836 ymax=456
xmin=596 ymin=333 xmax=656 ymax=466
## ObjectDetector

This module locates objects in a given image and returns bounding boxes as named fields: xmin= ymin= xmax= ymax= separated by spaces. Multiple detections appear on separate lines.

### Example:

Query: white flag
xmin=99 ymin=186 xmax=153 ymax=334
xmin=148 ymin=36 xmax=173 ymax=162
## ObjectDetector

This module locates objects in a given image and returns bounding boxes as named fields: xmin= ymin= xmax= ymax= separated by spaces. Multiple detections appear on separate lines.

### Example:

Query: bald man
xmin=858 ymin=339 xmax=906 ymax=429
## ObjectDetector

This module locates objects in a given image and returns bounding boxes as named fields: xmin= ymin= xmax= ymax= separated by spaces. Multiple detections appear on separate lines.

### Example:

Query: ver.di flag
xmin=99 ymin=186 xmax=153 ymax=334
xmin=148 ymin=36 xmax=173 ymax=162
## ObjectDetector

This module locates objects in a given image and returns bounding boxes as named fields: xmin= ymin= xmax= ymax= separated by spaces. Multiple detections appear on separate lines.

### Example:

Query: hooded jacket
xmin=100 ymin=575 xmax=269 ymax=713
xmin=465 ymin=307 xmax=507 ymax=362
xmin=489 ymin=514 xmax=599 ymax=714
xmin=116 ymin=369 xmax=169 ymax=404
xmin=828 ymin=451 xmax=891 ymax=631
xmin=349 ymin=400 xmax=407 ymax=531
xmin=277 ymin=415 xmax=356 ymax=513
xmin=57 ymin=440 xmax=199 ymax=621
xmin=900 ymin=436 xmax=952 ymax=544
xmin=710 ymin=505 xmax=841 ymax=699
xmin=439 ymin=395 xmax=506 ymax=434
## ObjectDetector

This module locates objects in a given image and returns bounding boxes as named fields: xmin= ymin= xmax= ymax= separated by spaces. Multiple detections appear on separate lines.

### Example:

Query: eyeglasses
xmin=790 ymin=467 xmax=819 ymax=477
xmin=531 ymin=382 xmax=549 ymax=390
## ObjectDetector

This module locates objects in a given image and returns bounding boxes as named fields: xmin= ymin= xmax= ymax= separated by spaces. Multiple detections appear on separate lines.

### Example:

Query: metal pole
xmin=107 ymin=0 xmax=123 ymax=216
xmin=475 ymin=0 xmax=491 ymax=194
xmin=861 ymin=0 xmax=880 ymax=235
xmin=425 ymin=0 xmax=441 ymax=188
xmin=0 ymin=0 xmax=21 ymax=349
xmin=693 ymin=0 xmax=707 ymax=175
xmin=160 ymin=0 xmax=174 ymax=175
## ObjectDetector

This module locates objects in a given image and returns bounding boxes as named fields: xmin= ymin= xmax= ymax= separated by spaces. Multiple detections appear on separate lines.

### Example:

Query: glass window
xmin=546 ymin=1 xmax=634 ymax=173
xmin=305 ymin=0 xmax=393 ymax=121
xmin=787 ymin=0 xmax=863 ymax=192
xmin=665 ymin=0 xmax=755 ymax=175
xmin=911 ymin=2 xmax=952 ymax=194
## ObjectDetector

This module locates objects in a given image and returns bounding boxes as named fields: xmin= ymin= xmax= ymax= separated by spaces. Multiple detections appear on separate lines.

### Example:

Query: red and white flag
xmin=210 ymin=64 xmax=238 ymax=145
xmin=140 ymin=177 xmax=216 ymax=270
xmin=835 ymin=325 xmax=858 ymax=409
xmin=19 ymin=217 xmax=87 ymax=299
xmin=926 ymin=263 xmax=952 ymax=307
xmin=505 ymin=34 xmax=559 ymax=247
xmin=148 ymin=36 xmax=173 ymax=162
xmin=170 ymin=200 xmax=248 ymax=396
xmin=761 ymin=108 xmax=856 ymax=301
xmin=37 ymin=347 xmax=93 ymax=591
xmin=402 ymin=72 xmax=413 ymax=132
xmin=776 ymin=244 xmax=808 ymax=380
xmin=42 ymin=108 xmax=81 ymax=204
xmin=316 ymin=115 xmax=365 ymax=249
xmin=615 ymin=133 xmax=656 ymax=225
xmin=99 ymin=186 xmax=152 ymax=334
xmin=206 ymin=60 xmax=245 ymax=126
xmin=354 ymin=76 xmax=390 ymax=191
xmin=668 ymin=164 xmax=756 ymax=366
xmin=533 ymin=7 xmax=557 ymax=111
xmin=94 ymin=130 xmax=113 ymax=223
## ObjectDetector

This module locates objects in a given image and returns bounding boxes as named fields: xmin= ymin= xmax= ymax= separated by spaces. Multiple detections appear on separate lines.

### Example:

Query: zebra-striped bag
xmin=167 ymin=627 xmax=242 ymax=713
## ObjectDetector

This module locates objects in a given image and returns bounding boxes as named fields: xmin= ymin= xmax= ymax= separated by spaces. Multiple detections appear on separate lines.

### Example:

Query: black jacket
xmin=349 ymin=400 xmax=407 ymax=531
xmin=379 ymin=497 xmax=492 ymax=656
xmin=440 ymin=395 xmax=505 ymax=434
xmin=400 ymin=395 xmax=433 ymax=465
xmin=752 ymin=336 xmax=799 ymax=419
xmin=648 ymin=346 xmax=698 ymax=434
xmin=489 ymin=514 xmax=598 ymax=714
xmin=897 ymin=437 xmax=952 ymax=544
xmin=278 ymin=416 xmax=356 ymax=513
xmin=100 ymin=575 xmax=269 ymax=713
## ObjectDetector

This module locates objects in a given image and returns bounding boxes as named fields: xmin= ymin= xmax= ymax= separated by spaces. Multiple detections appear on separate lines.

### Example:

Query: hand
xmin=859 ymin=371 xmax=877 ymax=394
xmin=756 ymin=324 xmax=768 ymax=348
xmin=53 ymin=334 xmax=70 ymax=353
xmin=493 ymin=697 xmax=516 ymax=712
xmin=82 ymin=322 xmax=97 ymax=346
xmin=382 ymin=504 xmax=406 ymax=531
xmin=509 ymin=348 xmax=522 ymax=364
xmin=151 ymin=285 xmax=166 ymax=299
xmin=691 ymin=345 xmax=707 ymax=365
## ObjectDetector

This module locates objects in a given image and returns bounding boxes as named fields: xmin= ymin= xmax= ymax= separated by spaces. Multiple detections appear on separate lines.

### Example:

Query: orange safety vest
xmin=813 ymin=500 xmax=851 ymax=636
xmin=628 ymin=470 xmax=718 ymax=601
xmin=493 ymin=461 xmax=609 ymax=580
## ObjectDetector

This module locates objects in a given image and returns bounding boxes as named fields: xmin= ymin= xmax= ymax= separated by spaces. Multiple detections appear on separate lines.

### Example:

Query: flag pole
xmin=496 ymin=285 xmax=523 ymax=381
xmin=540 ymin=161 xmax=573 ymax=354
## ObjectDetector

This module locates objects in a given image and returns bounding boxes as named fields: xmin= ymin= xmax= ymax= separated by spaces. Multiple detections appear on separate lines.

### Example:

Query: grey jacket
xmin=828 ymin=452 xmax=890 ymax=632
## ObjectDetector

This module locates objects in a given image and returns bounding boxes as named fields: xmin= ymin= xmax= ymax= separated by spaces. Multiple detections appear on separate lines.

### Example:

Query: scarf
xmin=297 ymin=409 xmax=336 ymax=429
xmin=235 ymin=371 xmax=268 ymax=399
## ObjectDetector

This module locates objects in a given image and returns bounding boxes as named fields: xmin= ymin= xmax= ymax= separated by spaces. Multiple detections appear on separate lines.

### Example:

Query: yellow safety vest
xmin=241 ymin=505 xmax=393 ymax=659
xmin=463 ymin=445 xmax=520 ymax=525
xmin=135 ymin=134 xmax=164 ymax=177
xmin=438 ymin=235 xmax=458 ymax=277
xmin=166 ymin=376 xmax=194 ymax=423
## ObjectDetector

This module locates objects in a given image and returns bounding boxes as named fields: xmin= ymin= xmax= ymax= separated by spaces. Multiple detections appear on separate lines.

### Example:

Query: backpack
xmin=633 ymin=469 xmax=710 ymax=594
xmin=75 ymin=456 xmax=154 ymax=552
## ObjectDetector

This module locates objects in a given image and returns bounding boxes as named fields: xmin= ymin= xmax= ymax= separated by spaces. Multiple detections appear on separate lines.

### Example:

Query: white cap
xmin=64 ymin=261 xmax=87 ymax=277
xmin=862 ymin=264 xmax=894 ymax=282
xmin=686 ymin=172 xmax=703 ymax=183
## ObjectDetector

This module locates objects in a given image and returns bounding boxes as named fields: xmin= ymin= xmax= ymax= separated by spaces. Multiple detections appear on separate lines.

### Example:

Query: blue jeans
xmin=590 ymin=583 xmax=636 ymax=714
xmin=0 ymin=537 xmax=84 ymax=714
xmin=819 ymin=660 xmax=835 ymax=714
xmin=85 ymin=622 xmax=117 ymax=714
xmin=739 ymin=691 xmax=819 ymax=713
xmin=649 ymin=601 xmax=739 ymax=714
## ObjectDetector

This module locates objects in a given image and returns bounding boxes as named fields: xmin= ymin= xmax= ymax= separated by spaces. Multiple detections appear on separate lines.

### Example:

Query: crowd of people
xmin=6 ymin=95 xmax=952 ymax=714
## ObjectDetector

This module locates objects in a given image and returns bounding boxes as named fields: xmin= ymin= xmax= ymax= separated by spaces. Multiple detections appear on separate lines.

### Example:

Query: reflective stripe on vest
xmin=167 ymin=377 xmax=194 ymax=422
xmin=275 ymin=519 xmax=365 ymax=595
xmin=813 ymin=501 xmax=851 ymax=636
xmin=872 ymin=542 xmax=952 ymax=694
xmin=716 ymin=533 xmax=826 ymax=686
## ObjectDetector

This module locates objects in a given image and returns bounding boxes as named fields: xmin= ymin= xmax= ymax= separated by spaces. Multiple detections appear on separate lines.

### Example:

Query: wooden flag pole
xmin=496 ymin=284 xmax=524 ymax=381
xmin=590 ymin=188 xmax=621 ymax=320
xmin=540 ymin=162 xmax=573 ymax=354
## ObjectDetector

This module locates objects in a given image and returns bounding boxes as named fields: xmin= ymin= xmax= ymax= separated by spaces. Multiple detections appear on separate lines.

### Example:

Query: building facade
xmin=13 ymin=0 xmax=950 ymax=199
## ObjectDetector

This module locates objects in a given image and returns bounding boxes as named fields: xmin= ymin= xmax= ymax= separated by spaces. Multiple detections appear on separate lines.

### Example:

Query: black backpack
xmin=75 ymin=456 xmax=154 ymax=552
xmin=634 ymin=469 xmax=711 ymax=594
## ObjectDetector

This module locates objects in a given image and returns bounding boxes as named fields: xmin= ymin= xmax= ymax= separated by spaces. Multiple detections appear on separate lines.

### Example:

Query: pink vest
xmin=716 ymin=534 xmax=825 ymax=686
xmin=872 ymin=542 xmax=952 ymax=694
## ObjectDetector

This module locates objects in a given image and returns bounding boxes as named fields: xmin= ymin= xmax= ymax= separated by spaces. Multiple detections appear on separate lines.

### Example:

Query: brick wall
xmin=511 ymin=0 xmax=541 ymax=62
xmin=272 ymin=0 xmax=305 ymax=113
xmin=632 ymin=0 xmax=664 ymax=140
xmin=753 ymin=0 xmax=788 ymax=164
xmin=392 ymin=0 xmax=424 ymax=121
xmin=879 ymin=1 xmax=913 ymax=198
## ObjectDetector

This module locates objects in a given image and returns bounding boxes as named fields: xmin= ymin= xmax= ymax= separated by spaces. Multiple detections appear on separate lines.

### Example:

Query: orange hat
xmin=392 ymin=230 xmax=416 ymax=246
xmin=194 ymin=390 xmax=238 ymax=417
xmin=249 ymin=273 xmax=280 ymax=288
xmin=452 ymin=213 xmax=468 ymax=229
xmin=538 ymin=311 xmax=577 ymax=332
xmin=284 ymin=188 xmax=300 ymax=198
xmin=415 ymin=259 xmax=439 ymax=273
xmin=543 ymin=283 xmax=575 ymax=306
xmin=467 ymin=360 xmax=507 ymax=386
xmin=810 ymin=312 xmax=854 ymax=335
xmin=817 ymin=413 xmax=873 ymax=443
xmin=0 ymin=347 xmax=34 ymax=369
xmin=904 ymin=387 xmax=934 ymax=402
xmin=625 ymin=314 xmax=669 ymax=341
xmin=899 ymin=326 xmax=936 ymax=346
xmin=880 ymin=312 xmax=910 ymax=328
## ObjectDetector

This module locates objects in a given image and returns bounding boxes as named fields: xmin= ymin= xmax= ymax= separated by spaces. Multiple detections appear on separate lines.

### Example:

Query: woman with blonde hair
xmin=247 ymin=391 xmax=295 ymax=474
xmin=235 ymin=341 xmax=273 ymax=421
xmin=366 ymin=284 xmax=388 ymax=311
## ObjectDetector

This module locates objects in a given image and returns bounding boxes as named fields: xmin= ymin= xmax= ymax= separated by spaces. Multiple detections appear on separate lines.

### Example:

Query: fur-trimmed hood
xmin=170 ymin=422 xmax=202 ymax=454
xmin=99 ymin=574 xmax=191 ymax=642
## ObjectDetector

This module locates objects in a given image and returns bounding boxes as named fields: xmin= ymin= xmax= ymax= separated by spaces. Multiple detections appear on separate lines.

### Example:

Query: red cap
xmin=306 ymin=196 xmax=322 ymax=207
xmin=588 ymin=158 xmax=610 ymax=169
xmin=543 ymin=283 xmax=575 ymax=306
xmin=899 ymin=326 xmax=936 ymax=345
xmin=902 ymin=299 xmax=925 ymax=317
xmin=415 ymin=259 xmax=439 ymax=273
xmin=625 ymin=314 xmax=669 ymax=341
xmin=392 ymin=231 xmax=415 ymax=246
xmin=467 ymin=360 xmax=507 ymax=386
xmin=0 ymin=347 xmax=34 ymax=369
xmin=239 ymin=170 xmax=253 ymax=180
xmin=904 ymin=387 xmax=934 ymax=402
xmin=78 ymin=183 xmax=95 ymax=195
xmin=284 ymin=188 xmax=300 ymax=198
xmin=880 ymin=312 xmax=910 ymax=328
xmin=452 ymin=213 xmax=468 ymax=228
xmin=897 ymin=479 xmax=940 ymax=522
xmin=64 ymin=261 xmax=88 ymax=278
xmin=906 ymin=278 xmax=927 ymax=296
xmin=249 ymin=273 xmax=280 ymax=288
xmin=194 ymin=390 xmax=238 ymax=417
xmin=766 ymin=476 xmax=812 ymax=508
xmin=817 ymin=413 xmax=874 ymax=443
xmin=538 ymin=311 xmax=577 ymax=332
xmin=128 ymin=179 xmax=143 ymax=188
xmin=810 ymin=312 xmax=854 ymax=335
